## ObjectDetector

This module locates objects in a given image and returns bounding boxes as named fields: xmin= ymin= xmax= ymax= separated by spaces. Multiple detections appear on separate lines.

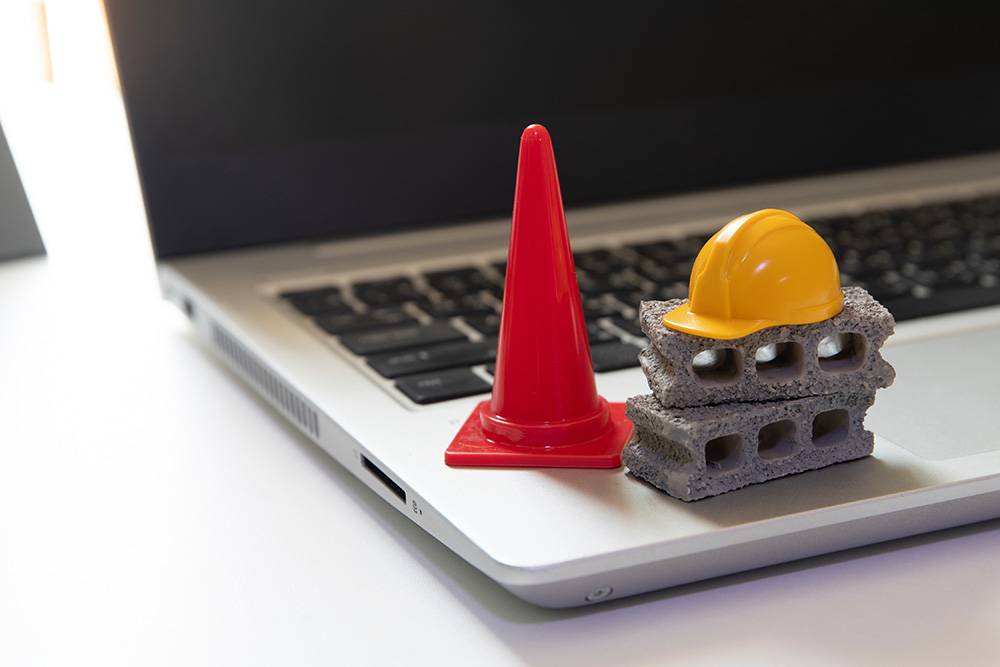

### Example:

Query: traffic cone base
xmin=445 ymin=401 xmax=632 ymax=468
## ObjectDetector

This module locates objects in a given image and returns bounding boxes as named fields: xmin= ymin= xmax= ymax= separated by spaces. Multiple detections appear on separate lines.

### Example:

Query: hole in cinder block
xmin=812 ymin=409 xmax=850 ymax=446
xmin=704 ymin=434 xmax=743 ymax=474
xmin=755 ymin=342 xmax=804 ymax=383
xmin=757 ymin=419 xmax=798 ymax=460
xmin=690 ymin=348 xmax=742 ymax=385
xmin=817 ymin=332 xmax=866 ymax=373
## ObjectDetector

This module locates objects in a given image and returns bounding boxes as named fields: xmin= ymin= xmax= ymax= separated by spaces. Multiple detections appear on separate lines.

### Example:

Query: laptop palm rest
xmin=868 ymin=325 xmax=1000 ymax=460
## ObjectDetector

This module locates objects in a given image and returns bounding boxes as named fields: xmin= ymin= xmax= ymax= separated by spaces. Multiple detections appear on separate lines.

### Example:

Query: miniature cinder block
xmin=638 ymin=287 xmax=895 ymax=408
xmin=622 ymin=391 xmax=876 ymax=501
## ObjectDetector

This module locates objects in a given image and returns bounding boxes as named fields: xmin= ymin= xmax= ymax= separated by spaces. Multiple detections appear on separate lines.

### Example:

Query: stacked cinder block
xmin=623 ymin=286 xmax=896 ymax=501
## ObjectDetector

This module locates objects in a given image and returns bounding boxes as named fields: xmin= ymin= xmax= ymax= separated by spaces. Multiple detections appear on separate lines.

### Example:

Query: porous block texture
xmin=639 ymin=287 xmax=895 ymax=408
xmin=623 ymin=391 xmax=876 ymax=501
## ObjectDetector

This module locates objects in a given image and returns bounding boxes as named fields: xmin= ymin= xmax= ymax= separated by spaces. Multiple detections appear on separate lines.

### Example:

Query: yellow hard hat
xmin=661 ymin=209 xmax=843 ymax=339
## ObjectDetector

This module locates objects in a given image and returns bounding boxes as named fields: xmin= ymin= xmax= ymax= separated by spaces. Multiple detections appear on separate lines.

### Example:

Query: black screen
xmin=105 ymin=1 xmax=1000 ymax=258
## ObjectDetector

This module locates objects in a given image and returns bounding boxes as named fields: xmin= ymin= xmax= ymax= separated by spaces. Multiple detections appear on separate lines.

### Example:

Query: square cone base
xmin=445 ymin=401 xmax=633 ymax=468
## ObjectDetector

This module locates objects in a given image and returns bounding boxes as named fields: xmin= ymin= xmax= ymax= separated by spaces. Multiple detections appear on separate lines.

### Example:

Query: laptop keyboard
xmin=281 ymin=194 xmax=1000 ymax=405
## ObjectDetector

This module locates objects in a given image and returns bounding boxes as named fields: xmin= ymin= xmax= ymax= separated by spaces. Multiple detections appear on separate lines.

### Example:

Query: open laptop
xmin=105 ymin=2 xmax=1000 ymax=607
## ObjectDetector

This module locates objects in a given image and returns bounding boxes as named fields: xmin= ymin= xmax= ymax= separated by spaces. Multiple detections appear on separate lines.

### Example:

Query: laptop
xmin=104 ymin=2 xmax=1000 ymax=607
xmin=0 ymin=123 xmax=44 ymax=260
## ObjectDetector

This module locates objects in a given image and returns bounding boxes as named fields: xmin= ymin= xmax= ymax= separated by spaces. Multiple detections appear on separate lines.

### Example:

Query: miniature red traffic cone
xmin=445 ymin=124 xmax=633 ymax=468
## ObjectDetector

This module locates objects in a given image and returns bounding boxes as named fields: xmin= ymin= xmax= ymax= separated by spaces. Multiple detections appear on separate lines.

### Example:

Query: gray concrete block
xmin=623 ymin=391 xmax=876 ymax=501
xmin=638 ymin=287 xmax=895 ymax=408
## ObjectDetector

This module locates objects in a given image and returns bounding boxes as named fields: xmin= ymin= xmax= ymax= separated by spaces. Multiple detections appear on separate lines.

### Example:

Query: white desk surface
xmin=2 ymin=88 xmax=999 ymax=667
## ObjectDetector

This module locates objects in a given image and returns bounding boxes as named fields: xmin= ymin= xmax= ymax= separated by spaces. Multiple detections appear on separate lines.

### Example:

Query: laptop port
xmin=361 ymin=454 xmax=406 ymax=504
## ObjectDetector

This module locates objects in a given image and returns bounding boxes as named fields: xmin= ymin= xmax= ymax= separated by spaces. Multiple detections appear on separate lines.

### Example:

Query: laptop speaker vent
xmin=211 ymin=322 xmax=320 ymax=438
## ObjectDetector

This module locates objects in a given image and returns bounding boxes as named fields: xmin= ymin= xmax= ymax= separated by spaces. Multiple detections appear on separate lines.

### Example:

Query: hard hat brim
xmin=660 ymin=302 xmax=772 ymax=340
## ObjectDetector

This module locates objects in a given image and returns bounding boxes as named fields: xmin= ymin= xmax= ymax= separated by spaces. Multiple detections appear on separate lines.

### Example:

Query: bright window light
xmin=0 ymin=0 xmax=156 ymax=292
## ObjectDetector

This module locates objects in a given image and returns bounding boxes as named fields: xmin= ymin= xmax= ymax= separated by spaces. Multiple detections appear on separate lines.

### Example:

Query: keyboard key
xmin=582 ymin=296 xmax=626 ymax=319
xmin=352 ymin=277 xmax=421 ymax=306
xmin=576 ymin=273 xmax=617 ymax=296
xmin=634 ymin=261 xmax=677 ymax=283
xmin=613 ymin=282 xmax=686 ymax=309
xmin=574 ymin=249 xmax=631 ymax=275
xmin=417 ymin=294 xmax=496 ymax=318
xmin=339 ymin=322 xmax=465 ymax=355
xmin=464 ymin=313 xmax=501 ymax=335
xmin=587 ymin=322 xmax=618 ymax=345
xmin=610 ymin=290 xmax=652 ymax=310
xmin=368 ymin=338 xmax=497 ymax=378
xmin=630 ymin=240 xmax=679 ymax=263
xmin=423 ymin=267 xmax=496 ymax=295
xmin=863 ymin=249 xmax=895 ymax=273
xmin=676 ymin=235 xmax=711 ymax=257
xmin=658 ymin=281 xmax=689 ymax=300
xmin=935 ymin=262 xmax=980 ymax=288
xmin=577 ymin=271 xmax=648 ymax=296
xmin=315 ymin=308 xmax=415 ymax=335
xmin=396 ymin=368 xmax=491 ymax=405
xmin=611 ymin=316 xmax=645 ymax=338
xmin=482 ymin=284 xmax=504 ymax=300
xmin=609 ymin=271 xmax=647 ymax=291
xmin=883 ymin=286 xmax=1000 ymax=322
xmin=282 ymin=287 xmax=353 ymax=316
xmin=486 ymin=339 xmax=639 ymax=377
xmin=590 ymin=341 xmax=643 ymax=372
xmin=670 ymin=259 xmax=695 ymax=278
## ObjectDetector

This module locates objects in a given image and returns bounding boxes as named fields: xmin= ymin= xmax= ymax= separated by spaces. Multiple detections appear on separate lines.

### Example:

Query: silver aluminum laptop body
xmin=104 ymin=2 xmax=1000 ymax=607
xmin=158 ymin=153 xmax=1000 ymax=607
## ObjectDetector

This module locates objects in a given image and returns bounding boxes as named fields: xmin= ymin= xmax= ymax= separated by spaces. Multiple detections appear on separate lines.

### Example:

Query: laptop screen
xmin=105 ymin=1 xmax=1000 ymax=258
